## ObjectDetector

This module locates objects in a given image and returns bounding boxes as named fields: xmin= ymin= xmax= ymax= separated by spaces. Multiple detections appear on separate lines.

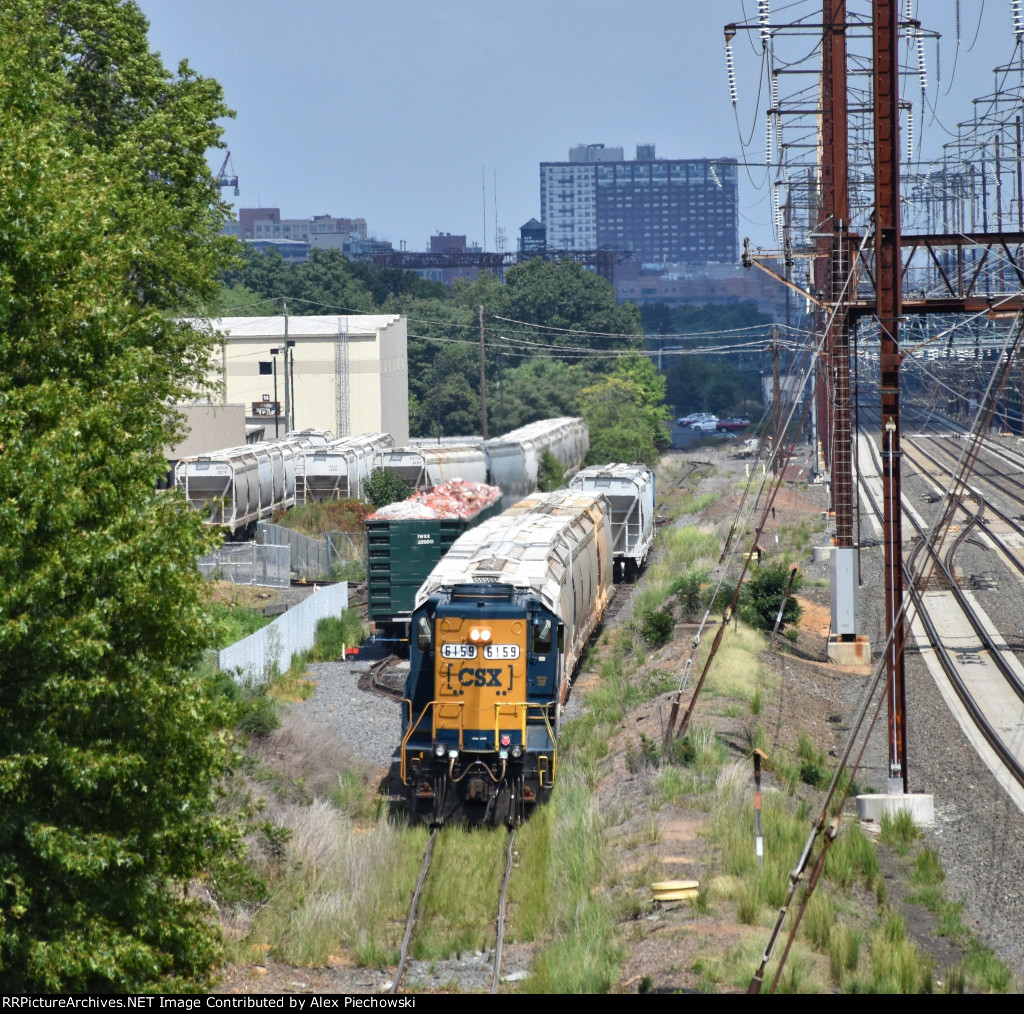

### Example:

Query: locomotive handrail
xmin=402 ymin=697 xmax=559 ymax=784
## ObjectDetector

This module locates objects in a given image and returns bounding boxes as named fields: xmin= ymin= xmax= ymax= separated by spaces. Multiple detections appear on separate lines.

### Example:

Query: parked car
xmin=691 ymin=416 xmax=719 ymax=432
xmin=716 ymin=416 xmax=750 ymax=432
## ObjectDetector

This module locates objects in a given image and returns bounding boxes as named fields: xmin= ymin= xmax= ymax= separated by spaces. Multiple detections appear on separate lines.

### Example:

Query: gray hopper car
xmin=299 ymin=432 xmax=395 ymax=502
xmin=570 ymin=463 xmax=655 ymax=580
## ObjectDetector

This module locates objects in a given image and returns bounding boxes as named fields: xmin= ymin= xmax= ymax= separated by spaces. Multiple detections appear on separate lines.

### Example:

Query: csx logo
xmin=455 ymin=667 xmax=504 ymax=687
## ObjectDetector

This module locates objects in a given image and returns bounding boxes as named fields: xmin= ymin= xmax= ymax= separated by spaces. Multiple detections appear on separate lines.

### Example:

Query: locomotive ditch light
xmin=433 ymin=743 xmax=446 ymax=758
xmin=511 ymin=745 xmax=523 ymax=759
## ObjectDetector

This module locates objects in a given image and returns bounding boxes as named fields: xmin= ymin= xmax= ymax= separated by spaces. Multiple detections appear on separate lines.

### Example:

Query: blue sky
xmin=136 ymin=1 xmax=1023 ymax=253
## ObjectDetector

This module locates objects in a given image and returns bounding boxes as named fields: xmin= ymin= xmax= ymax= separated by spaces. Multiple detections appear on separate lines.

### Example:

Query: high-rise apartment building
xmin=540 ymin=144 xmax=739 ymax=265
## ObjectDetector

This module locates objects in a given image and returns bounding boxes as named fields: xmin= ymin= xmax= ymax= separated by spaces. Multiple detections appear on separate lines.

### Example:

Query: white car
xmin=690 ymin=416 xmax=719 ymax=432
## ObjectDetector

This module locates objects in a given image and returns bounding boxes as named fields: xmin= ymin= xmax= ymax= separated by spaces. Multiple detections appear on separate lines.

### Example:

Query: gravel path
xmin=299 ymin=657 xmax=404 ymax=772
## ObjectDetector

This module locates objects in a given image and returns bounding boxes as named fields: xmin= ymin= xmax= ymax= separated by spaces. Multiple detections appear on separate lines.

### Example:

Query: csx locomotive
xmin=397 ymin=489 xmax=613 ymax=825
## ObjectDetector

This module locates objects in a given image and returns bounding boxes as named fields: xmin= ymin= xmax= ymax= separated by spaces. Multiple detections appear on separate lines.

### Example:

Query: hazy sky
xmin=136 ymin=1 xmax=1024 ymax=253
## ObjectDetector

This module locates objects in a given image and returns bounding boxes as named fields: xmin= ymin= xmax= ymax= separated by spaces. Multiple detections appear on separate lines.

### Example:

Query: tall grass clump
xmin=879 ymin=808 xmax=920 ymax=855
xmin=307 ymin=611 xmax=366 ymax=661
xmin=848 ymin=909 xmax=933 ymax=994
xmin=243 ymin=807 xmax=427 ymax=968
xmin=825 ymin=821 xmax=878 ymax=892
xmin=519 ymin=767 xmax=622 ymax=992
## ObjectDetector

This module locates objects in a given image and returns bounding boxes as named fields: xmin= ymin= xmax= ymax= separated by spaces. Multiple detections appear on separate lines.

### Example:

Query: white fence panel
xmin=219 ymin=582 xmax=349 ymax=684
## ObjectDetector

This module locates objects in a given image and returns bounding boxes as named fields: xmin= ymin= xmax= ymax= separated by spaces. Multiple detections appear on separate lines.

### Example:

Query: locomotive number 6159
xmin=483 ymin=643 xmax=520 ymax=660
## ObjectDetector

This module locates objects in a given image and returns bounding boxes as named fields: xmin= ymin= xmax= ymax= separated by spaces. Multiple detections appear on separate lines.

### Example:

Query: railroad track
xmin=858 ymin=433 xmax=1024 ymax=791
xmin=389 ymin=828 xmax=517 ymax=994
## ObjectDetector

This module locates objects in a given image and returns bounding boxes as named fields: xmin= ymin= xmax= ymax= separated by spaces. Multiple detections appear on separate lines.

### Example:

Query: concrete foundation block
xmin=827 ymin=635 xmax=871 ymax=666
xmin=813 ymin=545 xmax=832 ymax=563
xmin=857 ymin=792 xmax=935 ymax=827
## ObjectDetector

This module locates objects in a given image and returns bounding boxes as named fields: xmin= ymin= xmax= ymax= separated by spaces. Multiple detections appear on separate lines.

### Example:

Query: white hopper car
xmin=175 ymin=429 xmax=333 ymax=536
xmin=570 ymin=463 xmax=655 ymax=580
xmin=376 ymin=444 xmax=489 ymax=492
xmin=298 ymin=432 xmax=395 ymax=502
xmin=405 ymin=418 xmax=589 ymax=498
xmin=482 ymin=417 xmax=589 ymax=497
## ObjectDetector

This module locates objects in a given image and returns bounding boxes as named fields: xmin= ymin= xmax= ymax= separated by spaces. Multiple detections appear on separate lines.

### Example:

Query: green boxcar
xmin=366 ymin=499 xmax=505 ymax=652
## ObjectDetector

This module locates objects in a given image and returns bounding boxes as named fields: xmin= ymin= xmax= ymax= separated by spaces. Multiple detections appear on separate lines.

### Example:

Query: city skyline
xmin=137 ymin=2 xmax=1023 ymax=255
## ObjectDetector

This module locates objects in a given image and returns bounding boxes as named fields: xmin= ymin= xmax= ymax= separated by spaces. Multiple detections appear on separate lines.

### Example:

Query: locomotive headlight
xmin=480 ymin=628 xmax=492 ymax=642
xmin=469 ymin=627 xmax=480 ymax=642
xmin=469 ymin=627 xmax=492 ymax=643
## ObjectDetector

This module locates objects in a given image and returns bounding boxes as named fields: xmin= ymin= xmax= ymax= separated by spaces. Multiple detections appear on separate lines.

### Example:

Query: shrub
xmin=671 ymin=570 xmax=708 ymax=620
xmin=639 ymin=607 xmax=674 ymax=647
xmin=364 ymin=468 xmax=410 ymax=509
xmin=739 ymin=563 xmax=803 ymax=633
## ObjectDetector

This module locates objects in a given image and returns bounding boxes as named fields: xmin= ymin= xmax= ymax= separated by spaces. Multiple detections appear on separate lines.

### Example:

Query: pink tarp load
xmin=367 ymin=479 xmax=502 ymax=521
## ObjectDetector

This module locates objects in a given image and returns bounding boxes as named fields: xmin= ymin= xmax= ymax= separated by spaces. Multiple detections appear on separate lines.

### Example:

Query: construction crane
xmin=216 ymin=151 xmax=239 ymax=196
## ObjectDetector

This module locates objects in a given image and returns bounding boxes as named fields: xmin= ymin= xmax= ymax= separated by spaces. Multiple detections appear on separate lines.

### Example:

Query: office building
xmin=540 ymin=143 xmax=739 ymax=265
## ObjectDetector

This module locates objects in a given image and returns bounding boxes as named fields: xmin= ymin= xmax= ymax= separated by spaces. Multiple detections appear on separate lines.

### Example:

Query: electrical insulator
xmin=758 ymin=0 xmax=771 ymax=49
xmin=1014 ymin=0 xmax=1024 ymax=41
xmin=917 ymin=34 xmax=927 ymax=93
xmin=906 ymin=104 xmax=914 ymax=161
xmin=725 ymin=39 xmax=738 ymax=107
xmin=765 ymin=112 xmax=773 ymax=166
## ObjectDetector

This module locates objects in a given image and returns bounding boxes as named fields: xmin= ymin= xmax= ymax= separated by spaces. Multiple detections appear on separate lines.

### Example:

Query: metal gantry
xmin=728 ymin=1 xmax=1024 ymax=790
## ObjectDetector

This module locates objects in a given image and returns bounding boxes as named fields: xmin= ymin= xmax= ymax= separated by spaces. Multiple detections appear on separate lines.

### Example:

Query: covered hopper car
xmin=298 ymin=432 xmax=394 ymax=503
xmin=570 ymin=463 xmax=655 ymax=580
xmin=398 ymin=488 xmax=613 ymax=826
xmin=375 ymin=444 xmax=489 ymax=493
xmin=174 ymin=429 xmax=333 ymax=536
xmin=399 ymin=417 xmax=590 ymax=499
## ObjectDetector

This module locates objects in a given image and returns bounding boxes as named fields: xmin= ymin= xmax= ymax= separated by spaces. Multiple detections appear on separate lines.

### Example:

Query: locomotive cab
xmin=401 ymin=583 xmax=560 ymax=825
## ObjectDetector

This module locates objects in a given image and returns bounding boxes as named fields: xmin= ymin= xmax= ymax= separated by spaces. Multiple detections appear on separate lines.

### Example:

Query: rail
xmin=389 ymin=828 xmax=516 ymax=995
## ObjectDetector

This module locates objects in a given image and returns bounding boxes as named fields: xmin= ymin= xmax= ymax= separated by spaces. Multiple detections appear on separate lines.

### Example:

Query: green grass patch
xmin=207 ymin=601 xmax=273 ymax=649
xmin=879 ymin=809 xmax=921 ymax=855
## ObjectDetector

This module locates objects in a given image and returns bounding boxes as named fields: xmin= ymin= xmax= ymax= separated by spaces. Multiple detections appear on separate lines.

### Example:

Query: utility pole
xmin=772 ymin=325 xmax=781 ymax=473
xmin=270 ymin=348 xmax=280 ymax=438
xmin=479 ymin=305 xmax=488 ymax=439
xmin=283 ymin=301 xmax=291 ymax=434
xmin=873 ymin=0 xmax=907 ymax=793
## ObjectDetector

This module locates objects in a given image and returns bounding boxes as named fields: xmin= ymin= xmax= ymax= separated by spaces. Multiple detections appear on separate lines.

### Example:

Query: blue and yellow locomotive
xmin=398 ymin=490 xmax=613 ymax=825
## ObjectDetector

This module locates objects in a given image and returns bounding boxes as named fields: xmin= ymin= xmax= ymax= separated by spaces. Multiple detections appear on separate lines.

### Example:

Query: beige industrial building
xmin=197 ymin=315 xmax=409 ymax=445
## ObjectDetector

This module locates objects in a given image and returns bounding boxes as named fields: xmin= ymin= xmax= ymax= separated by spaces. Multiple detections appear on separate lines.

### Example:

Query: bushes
xmin=639 ymin=607 xmax=675 ymax=647
xmin=739 ymin=562 xmax=803 ymax=633
xmin=363 ymin=468 xmax=410 ymax=509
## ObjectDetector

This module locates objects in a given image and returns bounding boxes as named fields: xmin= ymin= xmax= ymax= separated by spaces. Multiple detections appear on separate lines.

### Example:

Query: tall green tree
xmin=0 ymin=2 xmax=239 ymax=991
xmin=498 ymin=259 xmax=642 ymax=366
xmin=581 ymin=355 xmax=670 ymax=466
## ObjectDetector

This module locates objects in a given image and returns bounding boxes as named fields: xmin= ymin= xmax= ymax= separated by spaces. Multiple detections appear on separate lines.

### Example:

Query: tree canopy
xmin=0 ymin=1 xmax=239 ymax=990
xmin=226 ymin=249 xmax=648 ymax=439
xmin=582 ymin=355 xmax=671 ymax=466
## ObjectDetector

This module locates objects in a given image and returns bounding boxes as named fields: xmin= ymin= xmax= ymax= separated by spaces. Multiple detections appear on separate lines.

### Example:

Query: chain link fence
xmin=198 ymin=543 xmax=291 ymax=588
xmin=257 ymin=522 xmax=364 ymax=582
xmin=218 ymin=582 xmax=350 ymax=684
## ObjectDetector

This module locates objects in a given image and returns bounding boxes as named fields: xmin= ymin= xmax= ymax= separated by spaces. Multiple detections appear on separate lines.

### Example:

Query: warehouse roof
xmin=191 ymin=314 xmax=404 ymax=338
